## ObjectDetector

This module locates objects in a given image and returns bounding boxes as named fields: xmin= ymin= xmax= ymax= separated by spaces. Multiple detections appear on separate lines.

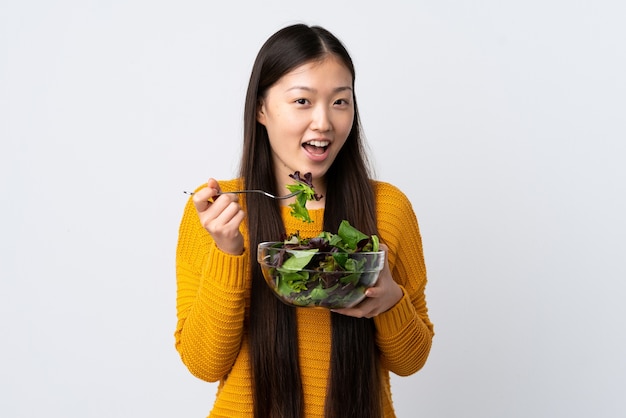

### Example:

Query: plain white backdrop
xmin=2 ymin=0 xmax=625 ymax=417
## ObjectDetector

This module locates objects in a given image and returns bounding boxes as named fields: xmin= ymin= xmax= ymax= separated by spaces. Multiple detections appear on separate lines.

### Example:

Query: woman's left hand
xmin=332 ymin=244 xmax=403 ymax=319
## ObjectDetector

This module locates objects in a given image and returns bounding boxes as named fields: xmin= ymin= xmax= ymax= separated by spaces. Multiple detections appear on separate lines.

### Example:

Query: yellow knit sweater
xmin=175 ymin=179 xmax=434 ymax=418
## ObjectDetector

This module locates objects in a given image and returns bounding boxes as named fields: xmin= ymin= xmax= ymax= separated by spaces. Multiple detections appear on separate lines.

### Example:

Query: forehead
xmin=277 ymin=55 xmax=353 ymax=86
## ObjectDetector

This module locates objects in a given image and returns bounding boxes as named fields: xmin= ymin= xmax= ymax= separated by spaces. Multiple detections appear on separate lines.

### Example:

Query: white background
xmin=2 ymin=1 xmax=625 ymax=417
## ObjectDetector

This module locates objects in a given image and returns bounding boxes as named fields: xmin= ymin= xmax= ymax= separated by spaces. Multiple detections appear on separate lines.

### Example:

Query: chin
xmin=304 ymin=166 xmax=330 ymax=181
xmin=286 ymin=160 xmax=334 ymax=183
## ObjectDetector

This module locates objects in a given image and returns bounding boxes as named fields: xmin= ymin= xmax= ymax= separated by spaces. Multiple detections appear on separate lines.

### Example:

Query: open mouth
xmin=302 ymin=140 xmax=330 ymax=155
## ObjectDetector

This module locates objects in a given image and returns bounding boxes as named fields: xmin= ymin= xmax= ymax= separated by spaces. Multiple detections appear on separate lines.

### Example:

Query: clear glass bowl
xmin=257 ymin=242 xmax=385 ymax=309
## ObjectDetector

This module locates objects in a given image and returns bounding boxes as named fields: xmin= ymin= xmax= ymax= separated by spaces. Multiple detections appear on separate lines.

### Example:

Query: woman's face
xmin=257 ymin=55 xmax=355 ymax=195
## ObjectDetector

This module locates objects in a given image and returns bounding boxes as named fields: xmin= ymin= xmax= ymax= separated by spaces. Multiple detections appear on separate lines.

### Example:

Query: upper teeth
xmin=306 ymin=140 xmax=330 ymax=147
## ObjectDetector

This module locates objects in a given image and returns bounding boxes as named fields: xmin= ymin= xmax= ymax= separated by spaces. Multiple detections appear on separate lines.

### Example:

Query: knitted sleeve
xmin=372 ymin=182 xmax=435 ymax=376
xmin=174 ymin=186 xmax=249 ymax=382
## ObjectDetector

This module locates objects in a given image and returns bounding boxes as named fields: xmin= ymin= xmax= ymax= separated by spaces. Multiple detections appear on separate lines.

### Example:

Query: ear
xmin=256 ymin=99 xmax=267 ymax=126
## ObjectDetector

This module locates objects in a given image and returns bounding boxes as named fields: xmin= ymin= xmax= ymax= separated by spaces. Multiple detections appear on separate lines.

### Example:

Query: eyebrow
xmin=285 ymin=86 xmax=353 ymax=93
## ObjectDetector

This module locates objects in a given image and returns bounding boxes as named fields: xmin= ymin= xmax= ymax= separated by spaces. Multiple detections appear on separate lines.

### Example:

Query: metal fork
xmin=183 ymin=189 xmax=301 ymax=200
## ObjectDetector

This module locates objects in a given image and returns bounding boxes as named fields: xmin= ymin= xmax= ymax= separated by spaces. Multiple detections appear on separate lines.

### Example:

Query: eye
xmin=334 ymin=98 xmax=350 ymax=106
xmin=295 ymin=98 xmax=310 ymax=105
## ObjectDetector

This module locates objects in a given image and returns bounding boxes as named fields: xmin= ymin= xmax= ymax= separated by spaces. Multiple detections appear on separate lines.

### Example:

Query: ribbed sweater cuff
xmin=202 ymin=243 xmax=248 ymax=289
xmin=373 ymin=285 xmax=415 ymax=334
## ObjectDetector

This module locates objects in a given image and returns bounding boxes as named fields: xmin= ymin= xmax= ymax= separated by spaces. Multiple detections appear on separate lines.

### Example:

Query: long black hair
xmin=240 ymin=24 xmax=381 ymax=418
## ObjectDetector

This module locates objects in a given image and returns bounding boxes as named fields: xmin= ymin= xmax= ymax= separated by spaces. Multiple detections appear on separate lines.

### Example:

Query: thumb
xmin=207 ymin=178 xmax=221 ymax=192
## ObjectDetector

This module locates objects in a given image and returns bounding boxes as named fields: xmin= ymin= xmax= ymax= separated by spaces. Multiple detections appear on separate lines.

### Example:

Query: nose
xmin=310 ymin=105 xmax=332 ymax=132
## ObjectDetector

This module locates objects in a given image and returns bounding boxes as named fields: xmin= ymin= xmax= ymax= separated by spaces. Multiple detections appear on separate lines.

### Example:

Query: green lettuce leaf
xmin=286 ymin=171 xmax=322 ymax=223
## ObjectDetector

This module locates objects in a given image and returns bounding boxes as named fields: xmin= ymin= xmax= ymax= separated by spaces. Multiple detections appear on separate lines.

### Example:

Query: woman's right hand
xmin=192 ymin=178 xmax=245 ymax=255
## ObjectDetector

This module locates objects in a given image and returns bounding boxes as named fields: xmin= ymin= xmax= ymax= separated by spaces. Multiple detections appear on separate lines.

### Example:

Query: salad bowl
xmin=257 ymin=241 xmax=385 ymax=309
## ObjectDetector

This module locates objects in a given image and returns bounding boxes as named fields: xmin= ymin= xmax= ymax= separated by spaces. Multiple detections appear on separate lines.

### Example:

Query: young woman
xmin=175 ymin=24 xmax=434 ymax=418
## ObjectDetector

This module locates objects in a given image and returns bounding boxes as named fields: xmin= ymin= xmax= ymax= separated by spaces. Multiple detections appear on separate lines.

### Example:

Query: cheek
xmin=267 ymin=123 xmax=300 ymax=152
xmin=267 ymin=110 xmax=303 ymax=133
xmin=337 ymin=114 xmax=355 ymax=137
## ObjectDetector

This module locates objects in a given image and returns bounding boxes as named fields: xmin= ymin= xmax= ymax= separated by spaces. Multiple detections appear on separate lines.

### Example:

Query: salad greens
xmin=286 ymin=171 xmax=322 ymax=223
xmin=262 ymin=220 xmax=382 ymax=308
xmin=259 ymin=171 xmax=383 ymax=308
